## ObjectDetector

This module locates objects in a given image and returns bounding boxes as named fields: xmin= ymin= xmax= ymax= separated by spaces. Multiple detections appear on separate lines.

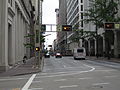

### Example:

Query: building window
xmin=81 ymin=5 xmax=83 ymax=11
xmin=8 ymin=0 xmax=12 ymax=6
xmin=81 ymin=0 xmax=83 ymax=3
xmin=81 ymin=21 xmax=84 ymax=27
xmin=81 ymin=13 xmax=83 ymax=19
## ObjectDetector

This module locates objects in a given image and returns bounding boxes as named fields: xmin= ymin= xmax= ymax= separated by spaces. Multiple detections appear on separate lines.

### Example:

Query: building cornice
xmin=8 ymin=4 xmax=15 ymax=17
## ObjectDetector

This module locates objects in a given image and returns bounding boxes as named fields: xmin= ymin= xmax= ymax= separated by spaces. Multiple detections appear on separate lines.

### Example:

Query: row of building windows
xmin=67 ymin=0 xmax=84 ymax=31
xmin=67 ymin=6 xmax=79 ymax=24
xmin=67 ymin=0 xmax=78 ymax=17
xmin=81 ymin=5 xmax=83 ymax=11
xmin=67 ymin=0 xmax=78 ymax=14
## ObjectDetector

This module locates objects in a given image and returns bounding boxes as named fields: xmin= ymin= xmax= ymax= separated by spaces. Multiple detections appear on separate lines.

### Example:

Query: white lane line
xmin=83 ymin=64 xmax=95 ymax=71
xmin=22 ymin=74 xmax=36 ymax=90
xmin=54 ymin=79 xmax=67 ymax=82
xmin=92 ymin=82 xmax=110 ymax=86
xmin=35 ymin=65 xmax=95 ymax=78
xmin=78 ymin=77 xmax=92 ymax=80
xmin=59 ymin=85 xmax=78 ymax=88
xmin=44 ymin=66 xmax=87 ymax=71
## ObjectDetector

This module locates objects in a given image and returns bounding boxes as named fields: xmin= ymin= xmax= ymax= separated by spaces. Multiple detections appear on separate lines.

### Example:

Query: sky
xmin=42 ymin=0 xmax=59 ymax=48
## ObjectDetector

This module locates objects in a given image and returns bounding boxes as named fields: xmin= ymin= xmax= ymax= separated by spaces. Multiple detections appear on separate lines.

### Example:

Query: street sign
xmin=57 ymin=25 xmax=62 ymax=31
xmin=115 ymin=23 xmax=120 ymax=29
xmin=41 ymin=24 xmax=46 ymax=31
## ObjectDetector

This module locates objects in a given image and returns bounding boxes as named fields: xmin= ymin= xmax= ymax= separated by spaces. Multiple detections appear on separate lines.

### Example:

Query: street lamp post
xmin=34 ymin=0 xmax=43 ymax=69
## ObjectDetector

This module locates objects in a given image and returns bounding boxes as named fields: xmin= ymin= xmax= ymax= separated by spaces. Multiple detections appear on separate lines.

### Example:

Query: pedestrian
xmin=23 ymin=55 xmax=27 ymax=64
xmin=107 ymin=51 xmax=111 ymax=60
xmin=96 ymin=53 xmax=99 ymax=58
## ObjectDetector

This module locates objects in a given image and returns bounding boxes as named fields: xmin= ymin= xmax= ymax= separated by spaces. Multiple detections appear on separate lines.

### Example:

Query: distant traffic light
xmin=35 ymin=47 xmax=40 ymax=51
xmin=104 ymin=23 xmax=114 ymax=29
xmin=62 ymin=25 xmax=72 ymax=31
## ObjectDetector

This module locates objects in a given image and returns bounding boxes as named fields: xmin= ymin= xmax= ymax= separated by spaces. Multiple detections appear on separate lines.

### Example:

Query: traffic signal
xmin=41 ymin=24 xmax=46 ymax=31
xmin=35 ymin=47 xmax=40 ymax=51
xmin=62 ymin=25 xmax=72 ymax=31
xmin=104 ymin=23 xmax=114 ymax=29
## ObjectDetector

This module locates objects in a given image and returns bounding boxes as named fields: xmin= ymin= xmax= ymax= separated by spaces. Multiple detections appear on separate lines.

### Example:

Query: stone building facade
xmin=59 ymin=0 xmax=120 ymax=58
xmin=0 ymin=0 xmax=34 ymax=72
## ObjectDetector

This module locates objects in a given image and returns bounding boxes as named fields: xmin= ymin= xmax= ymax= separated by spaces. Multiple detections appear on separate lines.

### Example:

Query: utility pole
xmin=35 ymin=0 xmax=43 ymax=69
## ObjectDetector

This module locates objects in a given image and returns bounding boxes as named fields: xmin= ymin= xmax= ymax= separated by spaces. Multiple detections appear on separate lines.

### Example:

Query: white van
xmin=73 ymin=47 xmax=86 ymax=60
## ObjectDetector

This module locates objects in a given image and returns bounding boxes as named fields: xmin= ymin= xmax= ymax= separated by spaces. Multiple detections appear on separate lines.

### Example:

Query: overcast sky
xmin=42 ymin=0 xmax=59 ymax=47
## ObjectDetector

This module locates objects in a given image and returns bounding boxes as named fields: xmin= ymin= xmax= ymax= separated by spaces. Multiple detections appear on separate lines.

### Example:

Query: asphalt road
xmin=0 ymin=56 xmax=120 ymax=90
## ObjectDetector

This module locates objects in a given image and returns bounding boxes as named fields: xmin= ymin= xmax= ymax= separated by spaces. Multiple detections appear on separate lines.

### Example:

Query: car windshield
xmin=56 ymin=53 xmax=60 ymax=55
xmin=77 ymin=49 xmax=84 ymax=53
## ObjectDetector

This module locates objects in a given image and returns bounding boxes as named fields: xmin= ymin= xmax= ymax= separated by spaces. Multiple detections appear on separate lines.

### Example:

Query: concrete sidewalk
xmin=0 ymin=57 xmax=43 ymax=77
xmin=86 ymin=56 xmax=120 ymax=63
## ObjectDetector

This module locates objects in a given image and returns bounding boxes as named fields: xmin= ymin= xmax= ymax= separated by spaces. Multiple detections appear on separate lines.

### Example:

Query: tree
xmin=24 ymin=34 xmax=45 ymax=48
xmin=84 ymin=0 xmax=120 ymax=27
xmin=83 ymin=0 xmax=120 ymax=57
xmin=69 ymin=30 xmax=95 ymax=47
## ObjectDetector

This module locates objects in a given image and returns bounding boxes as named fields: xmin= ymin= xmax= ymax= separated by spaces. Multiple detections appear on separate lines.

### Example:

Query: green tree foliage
xmin=69 ymin=0 xmax=120 ymax=46
xmin=69 ymin=30 xmax=95 ymax=47
xmin=24 ymin=34 xmax=45 ymax=48
xmin=84 ymin=0 xmax=120 ymax=28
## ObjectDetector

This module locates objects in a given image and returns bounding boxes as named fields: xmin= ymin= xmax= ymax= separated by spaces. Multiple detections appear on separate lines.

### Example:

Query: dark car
xmin=55 ymin=53 xmax=62 ymax=58
xmin=44 ymin=53 xmax=50 ymax=58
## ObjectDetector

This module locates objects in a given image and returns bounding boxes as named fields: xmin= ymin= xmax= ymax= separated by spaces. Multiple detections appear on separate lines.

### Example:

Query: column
xmin=0 ymin=0 xmax=8 ymax=72
xmin=114 ymin=30 xmax=118 ymax=58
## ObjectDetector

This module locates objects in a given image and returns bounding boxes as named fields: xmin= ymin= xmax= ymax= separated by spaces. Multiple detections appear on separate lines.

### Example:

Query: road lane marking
xmin=35 ymin=65 xmax=95 ymax=78
xmin=92 ymin=82 xmax=110 ymax=86
xmin=59 ymin=85 xmax=78 ymax=88
xmin=78 ymin=77 xmax=92 ymax=80
xmin=22 ymin=74 xmax=36 ymax=90
xmin=54 ymin=79 xmax=67 ymax=82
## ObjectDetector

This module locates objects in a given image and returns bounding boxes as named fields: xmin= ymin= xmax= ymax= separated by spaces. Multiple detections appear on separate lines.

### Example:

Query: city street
xmin=0 ymin=56 xmax=120 ymax=90
xmin=1 ymin=0 xmax=120 ymax=90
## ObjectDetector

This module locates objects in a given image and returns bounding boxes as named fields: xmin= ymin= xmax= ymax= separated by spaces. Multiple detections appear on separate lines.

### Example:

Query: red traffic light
xmin=104 ymin=23 xmax=114 ymax=29
xmin=62 ymin=25 xmax=72 ymax=31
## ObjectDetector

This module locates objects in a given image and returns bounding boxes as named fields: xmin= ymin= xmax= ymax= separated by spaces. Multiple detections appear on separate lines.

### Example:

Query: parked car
xmin=55 ymin=53 xmax=62 ymax=58
xmin=73 ymin=47 xmax=86 ymax=60
xmin=44 ymin=53 xmax=50 ymax=58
